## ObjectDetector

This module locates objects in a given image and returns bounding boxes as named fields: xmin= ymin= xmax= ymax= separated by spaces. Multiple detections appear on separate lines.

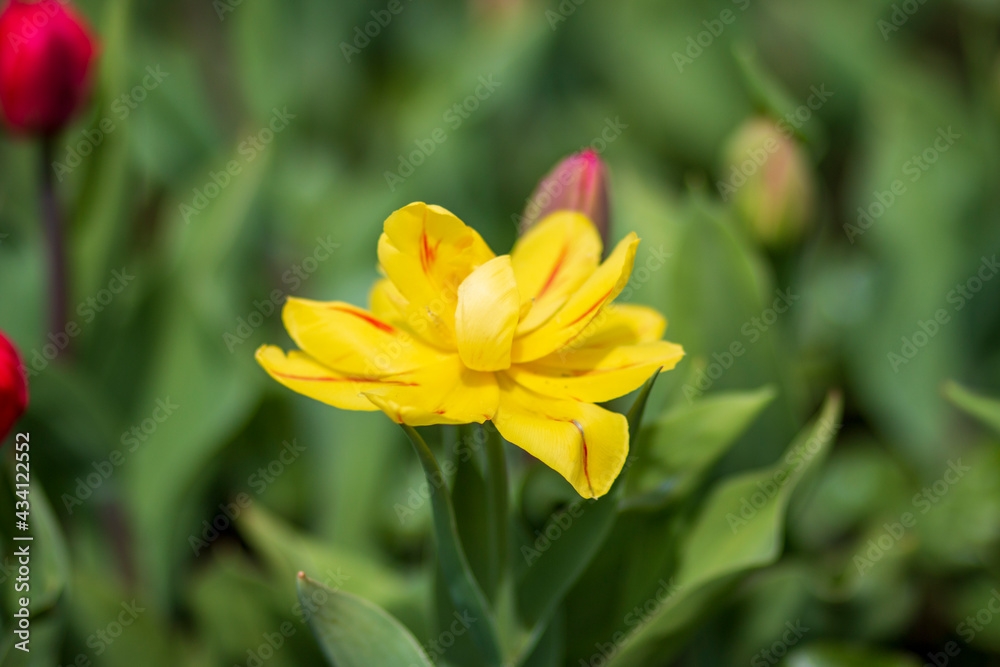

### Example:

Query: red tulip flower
xmin=0 ymin=331 xmax=28 ymax=444
xmin=0 ymin=0 xmax=97 ymax=135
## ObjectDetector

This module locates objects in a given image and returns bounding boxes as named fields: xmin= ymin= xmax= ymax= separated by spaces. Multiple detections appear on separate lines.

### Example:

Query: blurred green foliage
xmin=1 ymin=0 xmax=999 ymax=665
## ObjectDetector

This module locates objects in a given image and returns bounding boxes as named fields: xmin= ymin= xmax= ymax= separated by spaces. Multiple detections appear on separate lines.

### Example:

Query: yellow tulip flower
xmin=256 ymin=202 xmax=684 ymax=498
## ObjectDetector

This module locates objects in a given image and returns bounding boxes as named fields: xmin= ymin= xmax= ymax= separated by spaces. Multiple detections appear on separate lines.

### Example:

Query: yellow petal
xmin=455 ymin=255 xmax=520 ymax=371
xmin=377 ymin=202 xmax=495 ymax=344
xmin=492 ymin=377 xmax=628 ymax=499
xmin=256 ymin=345 xmax=405 ymax=411
xmin=369 ymin=278 xmax=409 ymax=324
xmin=510 ymin=211 xmax=602 ymax=334
xmin=282 ymin=298 xmax=447 ymax=377
xmin=257 ymin=346 xmax=498 ymax=425
xmin=511 ymin=233 xmax=639 ymax=363
xmin=570 ymin=304 xmax=667 ymax=348
xmin=363 ymin=356 xmax=499 ymax=426
xmin=507 ymin=341 xmax=685 ymax=403
xmin=368 ymin=278 xmax=454 ymax=351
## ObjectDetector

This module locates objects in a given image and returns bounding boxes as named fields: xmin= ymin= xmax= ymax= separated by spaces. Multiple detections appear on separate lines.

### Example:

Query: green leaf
xmin=24 ymin=478 xmax=70 ymax=614
xmin=608 ymin=391 xmax=843 ymax=665
xmin=0 ymin=464 xmax=69 ymax=616
xmin=70 ymin=0 xmax=133 ymax=300
xmin=125 ymin=307 xmax=260 ymax=605
xmin=237 ymin=505 xmax=426 ymax=618
xmin=626 ymin=370 xmax=662 ymax=444
xmin=677 ymin=391 xmax=842 ymax=590
xmin=451 ymin=430 xmax=493 ymax=599
xmin=944 ymin=381 xmax=1000 ymax=436
xmin=125 ymin=142 xmax=270 ymax=605
xmin=297 ymin=574 xmax=433 ymax=667
xmin=731 ymin=43 xmax=827 ymax=149
xmin=400 ymin=424 xmax=505 ymax=666
xmin=448 ymin=423 xmax=509 ymax=604
xmin=625 ymin=386 xmax=777 ymax=509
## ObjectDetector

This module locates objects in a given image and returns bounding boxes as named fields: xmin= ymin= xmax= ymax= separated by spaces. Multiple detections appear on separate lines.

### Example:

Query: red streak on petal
xmin=544 ymin=415 xmax=595 ymax=496
xmin=568 ymin=287 xmax=614 ymax=327
xmin=273 ymin=371 xmax=418 ymax=387
xmin=419 ymin=211 xmax=439 ymax=275
xmin=572 ymin=419 xmax=594 ymax=496
xmin=537 ymin=242 xmax=570 ymax=299
xmin=567 ymin=362 xmax=642 ymax=377
xmin=328 ymin=305 xmax=396 ymax=334
xmin=433 ymin=409 xmax=447 ymax=414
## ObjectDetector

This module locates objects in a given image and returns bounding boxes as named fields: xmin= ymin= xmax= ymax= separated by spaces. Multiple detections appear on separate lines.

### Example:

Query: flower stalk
xmin=40 ymin=134 xmax=69 ymax=350
xmin=484 ymin=425 xmax=508 ymax=597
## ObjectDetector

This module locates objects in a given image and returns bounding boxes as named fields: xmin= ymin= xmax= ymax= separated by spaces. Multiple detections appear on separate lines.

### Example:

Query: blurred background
xmin=1 ymin=0 xmax=1000 ymax=665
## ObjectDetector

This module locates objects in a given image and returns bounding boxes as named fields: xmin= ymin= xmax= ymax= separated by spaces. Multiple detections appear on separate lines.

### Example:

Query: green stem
xmin=485 ymin=426 xmax=508 ymax=596
xmin=400 ymin=424 xmax=504 ymax=667
xmin=40 ymin=134 xmax=69 ymax=354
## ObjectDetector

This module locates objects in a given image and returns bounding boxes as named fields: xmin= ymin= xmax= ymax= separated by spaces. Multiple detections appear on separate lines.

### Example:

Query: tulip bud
xmin=720 ymin=117 xmax=814 ymax=247
xmin=520 ymin=149 xmax=610 ymax=243
xmin=0 ymin=331 xmax=28 ymax=444
xmin=0 ymin=0 xmax=98 ymax=135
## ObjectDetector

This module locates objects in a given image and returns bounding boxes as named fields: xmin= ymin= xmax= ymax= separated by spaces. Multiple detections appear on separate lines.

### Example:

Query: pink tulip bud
xmin=520 ymin=149 xmax=610 ymax=242
xmin=0 ymin=330 xmax=28 ymax=444
xmin=0 ymin=0 xmax=98 ymax=135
